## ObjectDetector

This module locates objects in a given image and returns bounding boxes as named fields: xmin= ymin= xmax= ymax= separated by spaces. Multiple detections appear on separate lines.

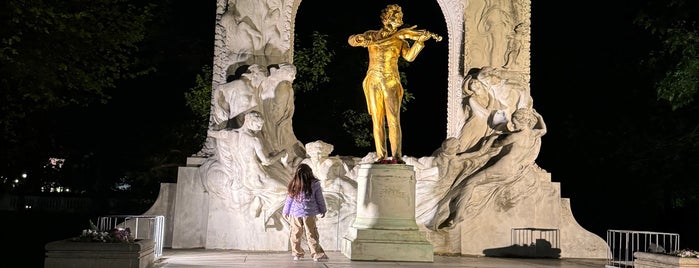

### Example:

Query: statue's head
xmin=381 ymin=4 xmax=403 ymax=29
xmin=305 ymin=140 xmax=334 ymax=159
xmin=243 ymin=111 xmax=264 ymax=131
xmin=440 ymin=137 xmax=460 ymax=155
xmin=511 ymin=108 xmax=535 ymax=129
xmin=243 ymin=64 xmax=268 ymax=85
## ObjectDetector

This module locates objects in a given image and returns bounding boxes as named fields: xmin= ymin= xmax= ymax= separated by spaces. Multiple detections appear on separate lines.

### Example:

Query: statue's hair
xmin=380 ymin=4 xmax=402 ymax=24
xmin=305 ymin=140 xmax=333 ymax=157
xmin=512 ymin=108 xmax=534 ymax=127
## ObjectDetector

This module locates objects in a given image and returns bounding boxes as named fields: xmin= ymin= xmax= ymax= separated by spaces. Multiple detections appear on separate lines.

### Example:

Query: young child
xmin=283 ymin=163 xmax=329 ymax=262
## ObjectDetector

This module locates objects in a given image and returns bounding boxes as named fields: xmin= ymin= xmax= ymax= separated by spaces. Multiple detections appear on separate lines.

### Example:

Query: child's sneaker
xmin=313 ymin=255 xmax=329 ymax=262
xmin=292 ymin=256 xmax=300 ymax=261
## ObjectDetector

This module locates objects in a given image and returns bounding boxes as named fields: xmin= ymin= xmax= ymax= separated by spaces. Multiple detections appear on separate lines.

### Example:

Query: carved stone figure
xmin=260 ymin=63 xmax=305 ymax=168
xmin=301 ymin=140 xmax=357 ymax=198
xmin=477 ymin=0 xmax=514 ymax=67
xmin=205 ymin=111 xmax=289 ymax=219
xmin=405 ymin=136 xmax=501 ymax=229
xmin=219 ymin=0 xmax=287 ymax=61
xmin=456 ymin=73 xmax=498 ymax=152
xmin=437 ymin=107 xmax=546 ymax=229
xmin=457 ymin=67 xmax=532 ymax=152
xmin=212 ymin=64 xmax=268 ymax=130
xmin=300 ymin=141 xmax=357 ymax=221
xmin=503 ymin=23 xmax=527 ymax=69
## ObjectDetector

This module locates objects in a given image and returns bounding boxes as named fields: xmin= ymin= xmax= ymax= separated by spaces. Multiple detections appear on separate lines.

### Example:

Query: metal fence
xmin=606 ymin=229 xmax=680 ymax=268
xmin=511 ymin=227 xmax=560 ymax=249
xmin=97 ymin=215 xmax=165 ymax=258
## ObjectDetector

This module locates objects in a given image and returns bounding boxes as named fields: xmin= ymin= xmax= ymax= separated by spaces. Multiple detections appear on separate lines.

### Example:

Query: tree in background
xmin=184 ymin=65 xmax=213 ymax=147
xmin=0 ymin=0 xmax=217 ymax=200
xmin=633 ymin=0 xmax=699 ymax=229
xmin=0 ymin=0 xmax=155 ymax=183
xmin=636 ymin=0 xmax=699 ymax=111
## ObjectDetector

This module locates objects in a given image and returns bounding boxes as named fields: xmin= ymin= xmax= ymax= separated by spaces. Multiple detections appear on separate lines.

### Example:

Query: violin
xmin=396 ymin=26 xmax=443 ymax=42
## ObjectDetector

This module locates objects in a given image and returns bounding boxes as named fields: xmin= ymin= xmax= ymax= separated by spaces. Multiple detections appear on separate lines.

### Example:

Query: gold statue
xmin=348 ymin=4 xmax=442 ymax=163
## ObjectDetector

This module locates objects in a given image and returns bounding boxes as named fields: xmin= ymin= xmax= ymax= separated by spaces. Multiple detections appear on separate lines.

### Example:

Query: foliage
xmin=0 ymin=0 xmax=157 ymax=180
xmin=626 ymin=0 xmax=699 ymax=215
xmin=293 ymin=31 xmax=334 ymax=93
xmin=341 ymin=110 xmax=373 ymax=148
xmin=398 ymin=58 xmax=416 ymax=113
xmin=71 ymin=220 xmax=134 ymax=243
xmin=185 ymin=65 xmax=213 ymax=123
xmin=635 ymin=0 xmax=699 ymax=110
xmin=0 ymin=0 xmax=155 ymax=135
xmin=184 ymin=65 xmax=213 ymax=143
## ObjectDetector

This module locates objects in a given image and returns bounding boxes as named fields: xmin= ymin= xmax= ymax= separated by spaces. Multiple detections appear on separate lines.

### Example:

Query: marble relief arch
xmin=208 ymin=0 xmax=531 ymax=142
xmin=187 ymin=0 xmax=608 ymax=258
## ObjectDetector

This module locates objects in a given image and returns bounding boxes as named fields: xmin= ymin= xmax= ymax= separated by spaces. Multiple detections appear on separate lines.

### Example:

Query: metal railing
xmin=97 ymin=215 xmax=165 ymax=258
xmin=511 ymin=227 xmax=560 ymax=249
xmin=606 ymin=229 xmax=680 ymax=268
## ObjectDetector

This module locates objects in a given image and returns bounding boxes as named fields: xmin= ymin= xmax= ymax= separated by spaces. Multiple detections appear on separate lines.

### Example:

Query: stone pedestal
xmin=171 ymin=157 xmax=208 ymax=248
xmin=341 ymin=164 xmax=433 ymax=262
xmin=44 ymin=239 xmax=155 ymax=268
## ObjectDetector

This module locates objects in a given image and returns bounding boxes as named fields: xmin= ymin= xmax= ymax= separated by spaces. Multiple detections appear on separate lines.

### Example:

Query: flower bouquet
xmin=71 ymin=220 xmax=135 ymax=243
xmin=669 ymin=249 xmax=699 ymax=258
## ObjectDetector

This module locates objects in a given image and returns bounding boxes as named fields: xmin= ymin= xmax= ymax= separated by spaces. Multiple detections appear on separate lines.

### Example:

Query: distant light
xmin=48 ymin=158 xmax=65 ymax=169
xmin=115 ymin=183 xmax=131 ymax=191
xmin=21 ymin=173 xmax=27 ymax=179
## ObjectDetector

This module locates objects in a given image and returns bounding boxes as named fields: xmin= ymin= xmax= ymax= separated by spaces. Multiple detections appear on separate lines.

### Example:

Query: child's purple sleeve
xmin=282 ymin=196 xmax=292 ymax=215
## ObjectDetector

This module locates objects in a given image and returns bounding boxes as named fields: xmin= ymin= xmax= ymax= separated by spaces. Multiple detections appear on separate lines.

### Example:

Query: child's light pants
xmin=289 ymin=216 xmax=326 ymax=259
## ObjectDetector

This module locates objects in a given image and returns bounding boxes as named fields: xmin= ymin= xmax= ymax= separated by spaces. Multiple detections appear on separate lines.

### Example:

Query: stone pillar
xmin=341 ymin=164 xmax=433 ymax=262
xmin=171 ymin=157 xmax=208 ymax=248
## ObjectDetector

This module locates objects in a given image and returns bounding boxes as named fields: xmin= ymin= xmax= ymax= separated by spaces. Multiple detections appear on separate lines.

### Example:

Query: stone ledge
xmin=634 ymin=252 xmax=699 ymax=268
xmin=45 ymin=239 xmax=155 ymax=268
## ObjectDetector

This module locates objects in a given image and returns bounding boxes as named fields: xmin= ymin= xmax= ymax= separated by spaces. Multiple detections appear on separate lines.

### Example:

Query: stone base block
xmin=341 ymin=227 xmax=433 ymax=262
xmin=44 ymin=239 xmax=155 ymax=268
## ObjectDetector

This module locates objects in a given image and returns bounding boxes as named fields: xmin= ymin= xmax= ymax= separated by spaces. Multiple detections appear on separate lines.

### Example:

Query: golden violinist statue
xmin=348 ymin=4 xmax=441 ymax=163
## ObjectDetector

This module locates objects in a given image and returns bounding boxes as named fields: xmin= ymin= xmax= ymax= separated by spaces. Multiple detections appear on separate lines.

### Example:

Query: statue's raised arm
xmin=396 ymin=26 xmax=442 ymax=42
xmin=348 ymin=26 xmax=441 ymax=47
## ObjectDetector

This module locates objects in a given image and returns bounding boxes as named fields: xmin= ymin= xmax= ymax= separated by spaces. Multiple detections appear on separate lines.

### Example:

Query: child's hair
xmin=288 ymin=164 xmax=318 ymax=200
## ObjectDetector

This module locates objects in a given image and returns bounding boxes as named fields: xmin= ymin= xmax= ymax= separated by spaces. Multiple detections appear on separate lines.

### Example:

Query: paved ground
xmin=154 ymin=249 xmax=609 ymax=268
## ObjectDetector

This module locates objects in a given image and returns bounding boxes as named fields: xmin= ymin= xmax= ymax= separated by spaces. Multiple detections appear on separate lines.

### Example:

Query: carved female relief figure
xmin=476 ymin=0 xmax=514 ymax=68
